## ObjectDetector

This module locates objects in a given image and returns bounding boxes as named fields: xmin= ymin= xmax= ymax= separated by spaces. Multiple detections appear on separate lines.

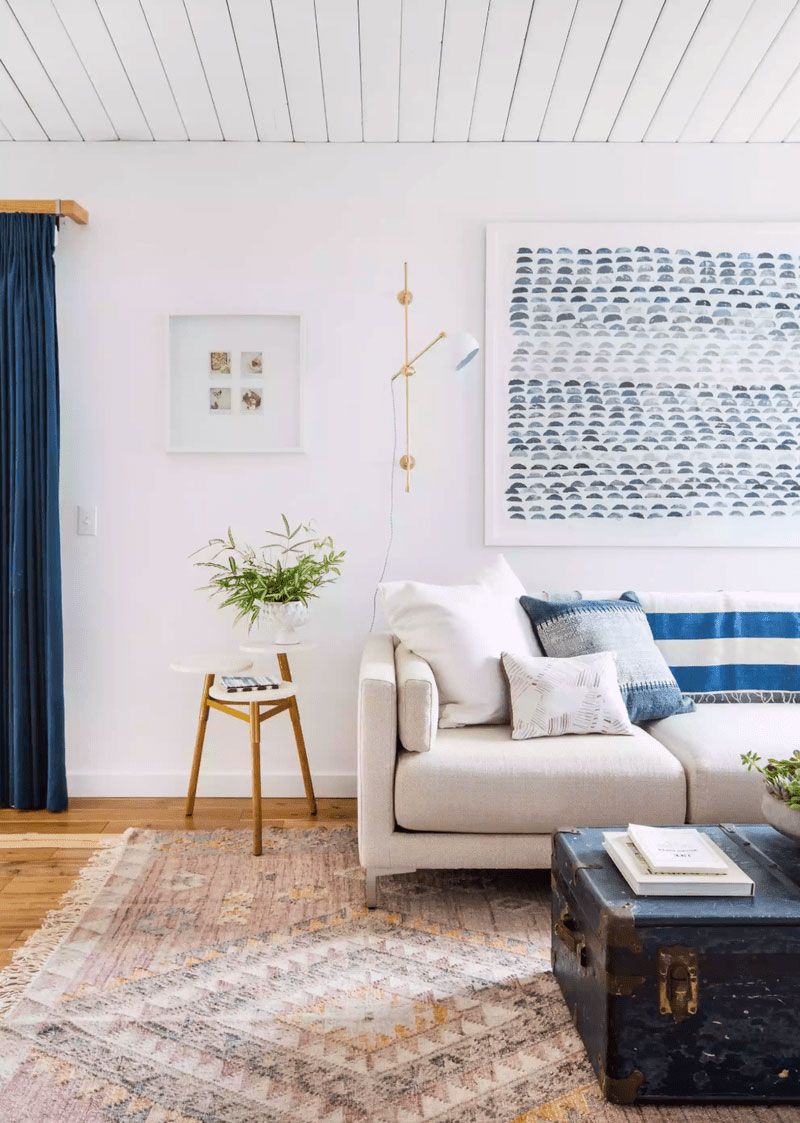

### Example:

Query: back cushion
xmin=380 ymin=556 xmax=540 ymax=727
xmin=635 ymin=592 xmax=800 ymax=703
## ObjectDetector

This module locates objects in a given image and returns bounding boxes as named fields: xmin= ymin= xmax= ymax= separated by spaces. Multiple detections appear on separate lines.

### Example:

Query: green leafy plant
xmin=742 ymin=750 xmax=800 ymax=810
xmin=193 ymin=516 xmax=345 ymax=628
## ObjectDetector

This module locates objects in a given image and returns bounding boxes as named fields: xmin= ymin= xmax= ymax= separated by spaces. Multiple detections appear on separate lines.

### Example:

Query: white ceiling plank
xmin=540 ymin=0 xmax=622 ymax=142
xmin=0 ymin=60 xmax=46 ymax=139
xmin=434 ymin=0 xmax=490 ymax=141
xmin=0 ymin=0 xmax=80 ymax=139
xmin=227 ymin=0 xmax=291 ymax=140
xmin=609 ymin=0 xmax=708 ymax=141
xmin=398 ymin=0 xmax=445 ymax=141
xmin=52 ymin=0 xmax=151 ymax=139
xmin=95 ymin=0 xmax=185 ymax=140
xmin=753 ymin=54 xmax=800 ymax=140
xmin=182 ymin=0 xmax=256 ymax=141
xmin=504 ymin=0 xmax=577 ymax=141
xmin=359 ymin=0 xmax=401 ymax=141
xmin=681 ymin=0 xmax=795 ymax=141
xmin=138 ymin=0 xmax=220 ymax=140
xmin=272 ymin=0 xmax=326 ymax=142
xmin=645 ymin=0 xmax=751 ymax=141
xmin=754 ymin=65 xmax=800 ymax=140
xmin=469 ymin=0 xmax=532 ymax=141
xmin=716 ymin=2 xmax=800 ymax=141
xmin=3 ymin=0 xmax=798 ymax=147
xmin=574 ymin=0 xmax=663 ymax=141
xmin=315 ymin=0 xmax=361 ymax=141
xmin=7 ymin=0 xmax=113 ymax=140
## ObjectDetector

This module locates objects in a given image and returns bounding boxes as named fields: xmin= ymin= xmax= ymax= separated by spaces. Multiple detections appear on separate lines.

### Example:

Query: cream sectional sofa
xmin=358 ymin=632 xmax=800 ymax=906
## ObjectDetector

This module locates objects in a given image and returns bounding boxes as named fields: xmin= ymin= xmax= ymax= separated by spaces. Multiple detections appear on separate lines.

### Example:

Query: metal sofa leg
xmin=364 ymin=867 xmax=416 ymax=908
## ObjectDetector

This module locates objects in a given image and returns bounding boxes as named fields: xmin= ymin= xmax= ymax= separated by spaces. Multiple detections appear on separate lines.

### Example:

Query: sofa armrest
xmin=357 ymin=633 xmax=398 ymax=868
xmin=396 ymin=644 xmax=438 ymax=753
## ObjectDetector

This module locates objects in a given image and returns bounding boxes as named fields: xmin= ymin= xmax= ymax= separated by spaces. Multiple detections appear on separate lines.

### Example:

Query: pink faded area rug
xmin=1 ymin=826 xmax=798 ymax=1123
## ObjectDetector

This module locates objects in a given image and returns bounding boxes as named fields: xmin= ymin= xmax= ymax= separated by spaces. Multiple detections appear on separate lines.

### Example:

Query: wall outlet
xmin=77 ymin=505 xmax=97 ymax=536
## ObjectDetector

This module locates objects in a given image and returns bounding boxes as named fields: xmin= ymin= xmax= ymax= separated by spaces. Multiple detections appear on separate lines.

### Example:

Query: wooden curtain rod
xmin=0 ymin=199 xmax=88 ymax=225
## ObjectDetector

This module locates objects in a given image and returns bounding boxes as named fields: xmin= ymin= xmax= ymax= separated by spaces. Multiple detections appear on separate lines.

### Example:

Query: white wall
xmin=4 ymin=142 xmax=800 ymax=797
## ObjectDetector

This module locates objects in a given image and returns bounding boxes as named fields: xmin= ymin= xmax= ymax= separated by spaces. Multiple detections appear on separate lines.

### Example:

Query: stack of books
xmin=220 ymin=675 xmax=279 ymax=692
xmin=603 ymin=824 xmax=754 ymax=897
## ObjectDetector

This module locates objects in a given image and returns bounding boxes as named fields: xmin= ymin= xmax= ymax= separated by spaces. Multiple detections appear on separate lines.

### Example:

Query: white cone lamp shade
xmin=450 ymin=331 xmax=480 ymax=371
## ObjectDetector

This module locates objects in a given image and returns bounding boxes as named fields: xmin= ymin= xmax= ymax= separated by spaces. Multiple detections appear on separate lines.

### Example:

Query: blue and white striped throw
xmin=631 ymin=592 xmax=800 ymax=703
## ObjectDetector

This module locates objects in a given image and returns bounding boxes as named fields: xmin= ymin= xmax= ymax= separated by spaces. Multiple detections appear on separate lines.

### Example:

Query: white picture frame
xmin=167 ymin=312 xmax=305 ymax=454
xmin=485 ymin=222 xmax=800 ymax=547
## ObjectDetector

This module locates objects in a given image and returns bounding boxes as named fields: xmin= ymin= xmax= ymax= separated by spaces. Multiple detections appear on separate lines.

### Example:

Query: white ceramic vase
xmin=762 ymin=791 xmax=800 ymax=844
xmin=256 ymin=601 xmax=309 ymax=645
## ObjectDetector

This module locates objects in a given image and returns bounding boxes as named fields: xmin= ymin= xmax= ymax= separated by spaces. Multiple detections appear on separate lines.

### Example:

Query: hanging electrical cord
xmin=369 ymin=375 xmax=398 ymax=631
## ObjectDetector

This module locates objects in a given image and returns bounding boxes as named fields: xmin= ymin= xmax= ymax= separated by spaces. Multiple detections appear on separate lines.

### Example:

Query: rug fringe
xmin=0 ymin=830 xmax=129 ymax=1017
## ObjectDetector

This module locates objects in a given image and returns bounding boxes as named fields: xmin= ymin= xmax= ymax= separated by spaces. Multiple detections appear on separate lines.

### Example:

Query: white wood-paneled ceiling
xmin=1 ymin=0 xmax=800 ymax=143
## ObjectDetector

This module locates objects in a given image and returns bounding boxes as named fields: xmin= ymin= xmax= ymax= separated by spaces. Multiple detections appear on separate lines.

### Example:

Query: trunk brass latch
xmin=658 ymin=946 xmax=699 ymax=1023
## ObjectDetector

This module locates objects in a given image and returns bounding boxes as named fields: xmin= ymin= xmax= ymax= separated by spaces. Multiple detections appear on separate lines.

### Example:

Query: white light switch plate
xmin=77 ymin=505 xmax=97 ymax=536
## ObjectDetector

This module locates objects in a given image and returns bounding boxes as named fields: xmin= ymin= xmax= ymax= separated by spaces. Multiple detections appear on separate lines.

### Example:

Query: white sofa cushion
xmin=502 ymin=649 xmax=633 ymax=738
xmin=394 ymin=724 xmax=686 ymax=834
xmin=395 ymin=644 xmax=438 ymax=753
xmin=648 ymin=703 xmax=800 ymax=823
xmin=379 ymin=555 xmax=539 ymax=727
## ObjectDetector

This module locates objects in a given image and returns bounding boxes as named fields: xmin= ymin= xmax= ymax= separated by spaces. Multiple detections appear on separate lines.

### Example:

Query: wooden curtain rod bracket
xmin=0 ymin=199 xmax=88 ymax=225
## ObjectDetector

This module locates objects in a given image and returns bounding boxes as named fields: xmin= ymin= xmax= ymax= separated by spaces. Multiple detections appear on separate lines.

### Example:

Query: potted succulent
xmin=194 ymin=516 xmax=345 ymax=643
xmin=742 ymin=750 xmax=800 ymax=843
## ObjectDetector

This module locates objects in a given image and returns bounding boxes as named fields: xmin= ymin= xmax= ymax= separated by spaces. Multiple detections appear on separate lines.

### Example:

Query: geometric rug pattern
xmin=1 ymin=827 xmax=798 ymax=1122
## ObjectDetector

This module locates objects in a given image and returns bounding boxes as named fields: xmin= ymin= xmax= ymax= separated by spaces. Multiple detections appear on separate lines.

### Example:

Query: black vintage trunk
xmin=552 ymin=825 xmax=800 ymax=1104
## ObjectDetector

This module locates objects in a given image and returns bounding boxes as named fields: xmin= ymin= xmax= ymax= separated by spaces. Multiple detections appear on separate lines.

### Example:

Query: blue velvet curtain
xmin=0 ymin=213 xmax=67 ymax=812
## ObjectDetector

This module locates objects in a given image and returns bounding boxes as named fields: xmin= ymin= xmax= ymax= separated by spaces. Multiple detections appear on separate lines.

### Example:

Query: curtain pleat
xmin=0 ymin=213 xmax=66 ymax=812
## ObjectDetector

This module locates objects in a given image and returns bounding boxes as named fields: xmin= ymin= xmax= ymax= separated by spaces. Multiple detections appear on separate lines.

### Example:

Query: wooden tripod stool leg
xmin=185 ymin=673 xmax=214 ymax=817
xmin=278 ymin=653 xmax=317 ymax=816
xmin=250 ymin=703 xmax=262 ymax=856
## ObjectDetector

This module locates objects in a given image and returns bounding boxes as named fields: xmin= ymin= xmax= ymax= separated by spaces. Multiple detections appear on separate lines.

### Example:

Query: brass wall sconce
xmin=391 ymin=262 xmax=479 ymax=492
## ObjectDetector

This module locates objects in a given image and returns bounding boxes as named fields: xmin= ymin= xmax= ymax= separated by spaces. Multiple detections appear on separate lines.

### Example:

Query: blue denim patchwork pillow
xmin=519 ymin=592 xmax=694 ymax=724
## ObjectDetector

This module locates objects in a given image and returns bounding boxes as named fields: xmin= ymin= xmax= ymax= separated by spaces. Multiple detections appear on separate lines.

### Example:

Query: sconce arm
xmin=391 ymin=331 xmax=447 ymax=380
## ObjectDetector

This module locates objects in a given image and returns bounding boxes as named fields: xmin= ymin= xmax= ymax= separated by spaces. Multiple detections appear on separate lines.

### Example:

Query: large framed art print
xmin=485 ymin=223 xmax=800 ymax=547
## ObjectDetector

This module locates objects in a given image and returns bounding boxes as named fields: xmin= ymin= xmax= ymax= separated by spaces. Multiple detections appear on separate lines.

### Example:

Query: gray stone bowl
xmin=762 ymin=791 xmax=800 ymax=843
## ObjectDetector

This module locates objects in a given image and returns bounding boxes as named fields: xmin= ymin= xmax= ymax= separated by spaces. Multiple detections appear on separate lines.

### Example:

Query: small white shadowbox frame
xmin=168 ymin=313 xmax=304 ymax=454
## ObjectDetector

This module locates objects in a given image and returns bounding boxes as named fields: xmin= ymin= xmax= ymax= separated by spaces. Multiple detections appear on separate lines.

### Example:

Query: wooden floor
xmin=0 ymin=797 xmax=356 ymax=969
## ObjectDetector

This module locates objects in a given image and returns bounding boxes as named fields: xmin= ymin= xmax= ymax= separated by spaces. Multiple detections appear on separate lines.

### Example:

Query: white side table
xmin=170 ymin=651 xmax=317 ymax=856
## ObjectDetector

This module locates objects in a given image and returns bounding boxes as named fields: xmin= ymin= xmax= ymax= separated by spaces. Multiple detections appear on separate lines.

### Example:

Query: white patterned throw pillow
xmin=501 ymin=650 xmax=634 ymax=739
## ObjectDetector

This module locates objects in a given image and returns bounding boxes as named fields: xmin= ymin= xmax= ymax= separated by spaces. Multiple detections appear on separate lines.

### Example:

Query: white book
xmin=603 ymin=832 xmax=754 ymax=898
xmin=627 ymin=823 xmax=728 ymax=875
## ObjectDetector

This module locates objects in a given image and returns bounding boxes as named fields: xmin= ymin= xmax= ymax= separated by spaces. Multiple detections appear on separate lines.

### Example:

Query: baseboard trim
xmin=67 ymin=771 xmax=357 ymax=798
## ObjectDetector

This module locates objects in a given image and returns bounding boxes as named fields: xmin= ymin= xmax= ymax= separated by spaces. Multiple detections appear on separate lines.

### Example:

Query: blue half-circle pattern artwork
xmin=505 ymin=245 xmax=800 ymax=521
